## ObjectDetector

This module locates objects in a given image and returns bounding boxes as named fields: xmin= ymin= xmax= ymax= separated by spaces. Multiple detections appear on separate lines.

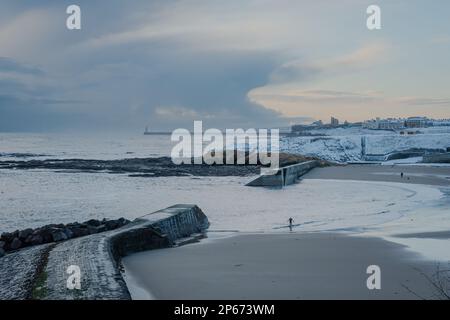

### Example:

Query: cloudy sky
xmin=1 ymin=0 xmax=450 ymax=132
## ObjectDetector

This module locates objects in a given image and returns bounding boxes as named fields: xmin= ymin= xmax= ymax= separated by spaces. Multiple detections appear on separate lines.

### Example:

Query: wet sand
xmin=123 ymin=233 xmax=439 ymax=300
xmin=303 ymin=164 xmax=450 ymax=186
xmin=394 ymin=231 xmax=450 ymax=239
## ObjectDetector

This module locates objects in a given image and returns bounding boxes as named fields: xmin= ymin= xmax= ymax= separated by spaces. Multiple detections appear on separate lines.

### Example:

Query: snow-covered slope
xmin=280 ymin=136 xmax=362 ymax=162
xmin=281 ymin=128 xmax=450 ymax=163
xmin=365 ymin=134 xmax=450 ymax=155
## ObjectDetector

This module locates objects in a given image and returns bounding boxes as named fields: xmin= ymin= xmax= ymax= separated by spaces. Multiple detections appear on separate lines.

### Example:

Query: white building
xmin=405 ymin=117 xmax=428 ymax=128
xmin=330 ymin=117 xmax=339 ymax=126
xmin=362 ymin=118 xmax=405 ymax=130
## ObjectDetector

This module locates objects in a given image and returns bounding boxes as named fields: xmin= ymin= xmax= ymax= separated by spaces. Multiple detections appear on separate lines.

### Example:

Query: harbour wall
xmin=246 ymin=160 xmax=319 ymax=187
xmin=0 ymin=204 xmax=209 ymax=300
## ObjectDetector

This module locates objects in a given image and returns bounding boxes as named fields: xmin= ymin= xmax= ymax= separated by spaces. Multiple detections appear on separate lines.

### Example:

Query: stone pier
xmin=246 ymin=161 xmax=319 ymax=187
xmin=0 ymin=204 xmax=209 ymax=300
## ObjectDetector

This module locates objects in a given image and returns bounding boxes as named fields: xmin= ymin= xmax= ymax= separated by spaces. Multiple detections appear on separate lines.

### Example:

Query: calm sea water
xmin=0 ymin=132 xmax=275 ymax=161
xmin=0 ymin=132 xmax=174 ymax=160
xmin=1 ymin=132 xmax=449 ymax=262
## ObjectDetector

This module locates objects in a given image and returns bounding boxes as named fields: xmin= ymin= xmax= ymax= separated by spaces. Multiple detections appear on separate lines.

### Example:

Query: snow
xmin=281 ymin=127 xmax=450 ymax=163
xmin=280 ymin=135 xmax=362 ymax=162
xmin=365 ymin=134 xmax=450 ymax=155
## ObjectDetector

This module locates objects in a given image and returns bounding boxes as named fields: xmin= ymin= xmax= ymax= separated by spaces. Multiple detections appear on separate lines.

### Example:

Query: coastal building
xmin=432 ymin=119 xmax=450 ymax=126
xmin=362 ymin=118 xmax=404 ymax=130
xmin=405 ymin=117 xmax=428 ymax=128
xmin=312 ymin=120 xmax=323 ymax=126
xmin=330 ymin=117 xmax=339 ymax=126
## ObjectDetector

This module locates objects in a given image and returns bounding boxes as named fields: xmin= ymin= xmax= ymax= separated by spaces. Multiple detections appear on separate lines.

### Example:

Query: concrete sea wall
xmin=0 ymin=204 xmax=209 ymax=300
xmin=423 ymin=152 xmax=450 ymax=163
xmin=246 ymin=161 xmax=319 ymax=187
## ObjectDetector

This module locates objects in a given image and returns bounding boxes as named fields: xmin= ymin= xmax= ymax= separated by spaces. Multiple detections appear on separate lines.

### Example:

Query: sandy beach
xmin=303 ymin=164 xmax=450 ymax=186
xmin=122 ymin=164 xmax=450 ymax=300
xmin=122 ymin=233 xmax=438 ymax=300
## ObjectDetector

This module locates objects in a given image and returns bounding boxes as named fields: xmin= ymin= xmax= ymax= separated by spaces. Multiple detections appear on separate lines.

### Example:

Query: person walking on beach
xmin=400 ymin=172 xmax=404 ymax=178
xmin=288 ymin=217 xmax=294 ymax=232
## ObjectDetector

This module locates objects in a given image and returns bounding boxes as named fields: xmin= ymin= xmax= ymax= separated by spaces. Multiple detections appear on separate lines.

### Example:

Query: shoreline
xmin=1 ymin=162 xmax=449 ymax=299
xmin=303 ymin=164 xmax=450 ymax=186
xmin=122 ymin=232 xmax=441 ymax=300
xmin=122 ymin=164 xmax=450 ymax=300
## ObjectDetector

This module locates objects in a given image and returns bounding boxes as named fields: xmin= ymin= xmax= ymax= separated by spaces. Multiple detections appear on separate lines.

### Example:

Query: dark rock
xmin=105 ymin=220 xmax=118 ymax=230
xmin=38 ymin=229 xmax=53 ymax=243
xmin=96 ymin=225 xmax=107 ymax=233
xmin=50 ymin=229 xmax=68 ymax=242
xmin=18 ymin=228 xmax=33 ymax=240
xmin=87 ymin=225 xmax=99 ymax=234
xmin=69 ymin=226 xmax=89 ymax=237
xmin=66 ymin=222 xmax=80 ymax=228
xmin=117 ymin=218 xmax=130 ymax=226
xmin=63 ymin=228 xmax=74 ymax=239
xmin=1 ymin=232 xmax=13 ymax=243
xmin=0 ymin=216 xmax=131 ymax=252
xmin=29 ymin=234 xmax=44 ymax=245
xmin=10 ymin=238 xmax=22 ymax=250
xmin=0 ymin=248 xmax=5 ymax=258
xmin=85 ymin=219 xmax=101 ymax=227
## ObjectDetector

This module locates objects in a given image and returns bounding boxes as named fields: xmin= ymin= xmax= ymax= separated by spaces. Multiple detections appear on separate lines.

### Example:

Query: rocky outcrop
xmin=0 ymin=218 xmax=130 ymax=254
xmin=0 ymin=157 xmax=259 ymax=177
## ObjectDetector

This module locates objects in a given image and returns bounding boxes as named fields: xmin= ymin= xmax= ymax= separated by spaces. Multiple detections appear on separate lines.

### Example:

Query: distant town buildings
xmin=291 ymin=116 xmax=347 ymax=133
xmin=362 ymin=116 xmax=435 ymax=130
xmin=330 ymin=117 xmax=339 ymax=127
xmin=290 ymin=115 xmax=449 ymax=134
xmin=362 ymin=117 xmax=404 ymax=130
xmin=404 ymin=117 xmax=429 ymax=128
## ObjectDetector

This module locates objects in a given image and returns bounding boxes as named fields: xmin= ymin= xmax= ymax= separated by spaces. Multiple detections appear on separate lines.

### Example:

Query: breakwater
xmin=0 ymin=204 xmax=209 ymax=300
xmin=246 ymin=161 xmax=319 ymax=187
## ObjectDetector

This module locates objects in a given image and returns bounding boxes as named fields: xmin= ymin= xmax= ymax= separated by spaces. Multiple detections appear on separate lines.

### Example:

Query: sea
xmin=1 ymin=132 xmax=450 ymax=262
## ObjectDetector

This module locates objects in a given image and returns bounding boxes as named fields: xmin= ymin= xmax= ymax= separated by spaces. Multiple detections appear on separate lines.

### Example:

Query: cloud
xmin=0 ymin=57 xmax=44 ymax=75
xmin=431 ymin=35 xmax=450 ymax=44
xmin=0 ymin=9 xmax=58 ymax=60
xmin=395 ymin=97 xmax=450 ymax=106
xmin=267 ymin=42 xmax=389 ymax=85
xmin=1 ymin=1 xmax=450 ymax=131
xmin=250 ymin=89 xmax=380 ymax=104
xmin=77 ymin=0 xmax=313 ymax=53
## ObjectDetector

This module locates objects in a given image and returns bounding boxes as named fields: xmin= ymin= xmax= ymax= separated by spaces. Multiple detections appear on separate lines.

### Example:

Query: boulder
xmin=84 ymin=219 xmax=101 ymax=227
xmin=10 ymin=238 xmax=22 ymax=250
xmin=0 ymin=216 xmax=130 ymax=252
xmin=36 ymin=228 xmax=53 ymax=243
xmin=69 ymin=226 xmax=90 ymax=237
xmin=50 ymin=229 xmax=68 ymax=242
xmin=87 ymin=225 xmax=99 ymax=235
xmin=1 ymin=232 xmax=13 ymax=243
xmin=117 ymin=218 xmax=130 ymax=227
xmin=63 ymin=228 xmax=74 ymax=239
xmin=29 ymin=234 xmax=44 ymax=245
xmin=105 ymin=220 xmax=118 ymax=230
xmin=18 ymin=228 xmax=33 ymax=240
